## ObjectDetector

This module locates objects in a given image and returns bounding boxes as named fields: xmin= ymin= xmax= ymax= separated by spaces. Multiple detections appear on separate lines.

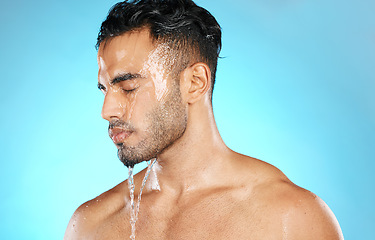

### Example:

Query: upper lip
xmin=109 ymin=127 xmax=132 ymax=143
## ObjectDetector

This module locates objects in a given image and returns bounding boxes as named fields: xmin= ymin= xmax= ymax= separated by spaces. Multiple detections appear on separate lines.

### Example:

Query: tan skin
xmin=64 ymin=29 xmax=343 ymax=240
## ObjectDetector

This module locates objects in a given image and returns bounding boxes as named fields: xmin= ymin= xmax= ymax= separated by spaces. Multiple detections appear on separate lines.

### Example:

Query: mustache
xmin=108 ymin=119 xmax=135 ymax=131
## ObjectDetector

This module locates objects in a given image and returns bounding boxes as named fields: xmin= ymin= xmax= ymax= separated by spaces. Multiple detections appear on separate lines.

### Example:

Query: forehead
xmin=97 ymin=29 xmax=156 ymax=75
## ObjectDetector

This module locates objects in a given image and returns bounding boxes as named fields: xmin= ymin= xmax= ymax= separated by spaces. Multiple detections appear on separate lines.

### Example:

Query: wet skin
xmin=64 ymin=29 xmax=343 ymax=240
xmin=97 ymin=30 xmax=187 ymax=167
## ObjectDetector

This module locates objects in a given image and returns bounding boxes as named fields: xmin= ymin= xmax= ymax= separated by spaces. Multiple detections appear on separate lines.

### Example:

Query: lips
xmin=109 ymin=127 xmax=133 ymax=144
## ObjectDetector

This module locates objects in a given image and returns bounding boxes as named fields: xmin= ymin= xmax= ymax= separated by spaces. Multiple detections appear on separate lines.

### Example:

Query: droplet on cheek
xmin=126 ymin=91 xmax=137 ymax=120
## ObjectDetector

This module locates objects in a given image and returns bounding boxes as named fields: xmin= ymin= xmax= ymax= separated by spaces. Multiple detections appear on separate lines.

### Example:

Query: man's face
xmin=97 ymin=30 xmax=187 ymax=167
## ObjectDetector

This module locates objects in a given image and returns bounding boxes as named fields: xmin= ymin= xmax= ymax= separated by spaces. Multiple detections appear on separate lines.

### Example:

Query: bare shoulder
xmin=234 ymin=154 xmax=343 ymax=239
xmin=64 ymin=181 xmax=127 ymax=239
xmin=267 ymin=182 xmax=343 ymax=240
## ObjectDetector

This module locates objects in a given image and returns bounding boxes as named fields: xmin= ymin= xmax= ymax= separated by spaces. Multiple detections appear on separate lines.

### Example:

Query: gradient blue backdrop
xmin=1 ymin=0 xmax=374 ymax=239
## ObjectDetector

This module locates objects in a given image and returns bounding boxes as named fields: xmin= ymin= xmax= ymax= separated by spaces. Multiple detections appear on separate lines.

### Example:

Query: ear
xmin=181 ymin=62 xmax=211 ymax=104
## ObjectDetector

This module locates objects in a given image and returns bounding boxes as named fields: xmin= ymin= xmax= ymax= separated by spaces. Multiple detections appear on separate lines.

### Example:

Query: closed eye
xmin=122 ymin=87 xmax=138 ymax=94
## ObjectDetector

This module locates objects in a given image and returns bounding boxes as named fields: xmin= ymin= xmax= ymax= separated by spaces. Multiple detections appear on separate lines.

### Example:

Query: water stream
xmin=127 ymin=158 xmax=157 ymax=240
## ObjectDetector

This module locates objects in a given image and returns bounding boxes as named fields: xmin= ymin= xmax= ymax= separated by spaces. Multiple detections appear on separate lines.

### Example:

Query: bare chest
xmin=93 ymin=194 xmax=283 ymax=240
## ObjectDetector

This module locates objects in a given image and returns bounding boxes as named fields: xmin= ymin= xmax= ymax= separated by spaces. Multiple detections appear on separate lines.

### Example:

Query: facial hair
xmin=113 ymin=82 xmax=187 ymax=168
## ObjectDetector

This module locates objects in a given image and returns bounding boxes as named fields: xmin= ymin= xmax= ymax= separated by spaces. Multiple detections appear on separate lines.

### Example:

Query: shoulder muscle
xmin=283 ymin=189 xmax=344 ymax=240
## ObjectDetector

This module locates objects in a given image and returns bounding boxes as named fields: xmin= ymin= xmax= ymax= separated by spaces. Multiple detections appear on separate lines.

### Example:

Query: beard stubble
xmin=116 ymin=82 xmax=188 ymax=168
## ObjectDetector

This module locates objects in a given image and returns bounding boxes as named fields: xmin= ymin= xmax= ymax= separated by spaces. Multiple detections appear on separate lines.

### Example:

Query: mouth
xmin=109 ymin=127 xmax=133 ymax=144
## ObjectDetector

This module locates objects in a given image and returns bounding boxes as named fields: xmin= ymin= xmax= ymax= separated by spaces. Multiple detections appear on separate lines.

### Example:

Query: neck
xmin=149 ymin=104 xmax=232 ymax=195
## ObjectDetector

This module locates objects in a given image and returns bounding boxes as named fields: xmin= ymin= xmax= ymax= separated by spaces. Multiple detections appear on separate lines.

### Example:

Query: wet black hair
xmin=97 ymin=0 xmax=222 ymax=96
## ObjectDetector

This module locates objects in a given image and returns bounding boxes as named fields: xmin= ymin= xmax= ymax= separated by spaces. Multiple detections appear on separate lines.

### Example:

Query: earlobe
xmin=185 ymin=63 xmax=211 ymax=103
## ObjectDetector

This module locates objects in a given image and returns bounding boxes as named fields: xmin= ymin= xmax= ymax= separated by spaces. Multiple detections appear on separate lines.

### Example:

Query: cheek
xmin=127 ymin=83 xmax=157 ymax=126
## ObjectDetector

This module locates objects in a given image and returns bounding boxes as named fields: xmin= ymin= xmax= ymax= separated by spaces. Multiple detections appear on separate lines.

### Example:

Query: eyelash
xmin=98 ymin=84 xmax=105 ymax=91
xmin=122 ymin=87 xmax=138 ymax=94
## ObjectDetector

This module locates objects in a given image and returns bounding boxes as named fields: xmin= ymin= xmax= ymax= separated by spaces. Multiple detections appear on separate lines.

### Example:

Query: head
xmin=96 ymin=0 xmax=221 ymax=167
xmin=97 ymin=0 xmax=222 ymax=97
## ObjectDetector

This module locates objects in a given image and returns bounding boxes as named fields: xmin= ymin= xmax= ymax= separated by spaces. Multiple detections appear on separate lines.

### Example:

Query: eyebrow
xmin=110 ymin=73 xmax=143 ymax=85
xmin=97 ymin=72 xmax=143 ymax=91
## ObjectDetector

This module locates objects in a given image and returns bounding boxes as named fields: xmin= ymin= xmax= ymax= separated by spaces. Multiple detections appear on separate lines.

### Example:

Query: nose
xmin=101 ymin=91 xmax=125 ymax=121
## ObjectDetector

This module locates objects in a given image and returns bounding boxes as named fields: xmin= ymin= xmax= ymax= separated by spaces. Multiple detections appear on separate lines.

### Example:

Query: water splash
xmin=127 ymin=158 xmax=157 ymax=240
xmin=127 ymin=167 xmax=136 ymax=240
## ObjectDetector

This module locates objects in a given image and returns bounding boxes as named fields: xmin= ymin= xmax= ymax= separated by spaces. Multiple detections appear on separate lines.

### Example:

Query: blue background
xmin=1 ymin=0 xmax=374 ymax=239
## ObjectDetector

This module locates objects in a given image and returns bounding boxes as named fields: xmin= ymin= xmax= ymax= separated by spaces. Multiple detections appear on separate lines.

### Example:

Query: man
xmin=65 ymin=0 xmax=343 ymax=239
